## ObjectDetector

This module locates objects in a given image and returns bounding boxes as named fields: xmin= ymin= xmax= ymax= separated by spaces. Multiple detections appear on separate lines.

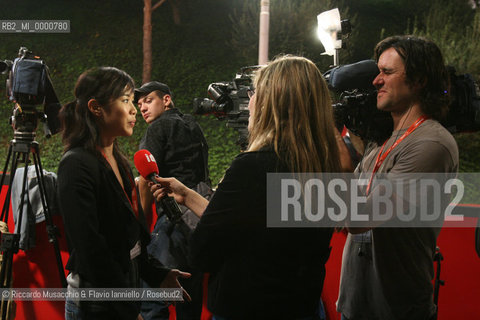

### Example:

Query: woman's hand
xmin=150 ymin=176 xmax=209 ymax=218
xmin=150 ymin=177 xmax=189 ymax=205
xmin=160 ymin=269 xmax=192 ymax=302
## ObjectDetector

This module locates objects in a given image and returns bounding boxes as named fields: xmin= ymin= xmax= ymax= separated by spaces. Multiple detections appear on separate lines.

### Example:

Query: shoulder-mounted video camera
xmin=326 ymin=59 xmax=480 ymax=143
xmin=0 ymin=47 xmax=61 ymax=140
xmin=192 ymin=66 xmax=258 ymax=149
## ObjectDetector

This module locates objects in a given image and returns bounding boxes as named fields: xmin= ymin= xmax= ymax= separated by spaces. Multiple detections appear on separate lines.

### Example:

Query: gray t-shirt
xmin=337 ymin=119 xmax=459 ymax=320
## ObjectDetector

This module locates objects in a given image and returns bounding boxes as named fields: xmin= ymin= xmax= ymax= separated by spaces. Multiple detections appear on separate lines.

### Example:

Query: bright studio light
xmin=317 ymin=8 xmax=342 ymax=56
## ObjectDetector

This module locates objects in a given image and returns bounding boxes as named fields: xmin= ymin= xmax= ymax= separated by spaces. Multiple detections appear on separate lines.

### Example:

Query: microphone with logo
xmin=134 ymin=149 xmax=184 ymax=225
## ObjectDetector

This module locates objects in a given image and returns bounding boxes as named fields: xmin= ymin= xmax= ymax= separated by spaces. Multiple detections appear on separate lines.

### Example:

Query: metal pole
xmin=258 ymin=0 xmax=269 ymax=65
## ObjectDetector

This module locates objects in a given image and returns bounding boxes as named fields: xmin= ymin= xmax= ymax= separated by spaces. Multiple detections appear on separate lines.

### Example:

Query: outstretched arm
xmin=150 ymin=176 xmax=209 ymax=218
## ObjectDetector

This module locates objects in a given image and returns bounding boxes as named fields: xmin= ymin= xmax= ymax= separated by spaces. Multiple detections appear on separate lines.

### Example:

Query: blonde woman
xmin=151 ymin=56 xmax=342 ymax=320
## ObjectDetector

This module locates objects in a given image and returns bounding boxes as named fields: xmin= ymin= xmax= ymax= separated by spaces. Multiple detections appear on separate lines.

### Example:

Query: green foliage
xmin=198 ymin=117 xmax=241 ymax=187
xmin=0 ymin=0 xmax=241 ymax=186
xmin=455 ymin=132 xmax=480 ymax=203
xmin=407 ymin=0 xmax=480 ymax=175
xmin=229 ymin=0 xmax=358 ymax=71
xmin=228 ymin=0 xmax=449 ymax=66
xmin=455 ymin=132 xmax=480 ymax=172
xmin=410 ymin=0 xmax=480 ymax=78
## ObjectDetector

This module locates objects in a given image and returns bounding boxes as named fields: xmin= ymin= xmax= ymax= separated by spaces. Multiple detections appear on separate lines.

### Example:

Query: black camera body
xmin=326 ymin=60 xmax=480 ymax=143
xmin=193 ymin=66 xmax=258 ymax=149
xmin=443 ymin=68 xmax=480 ymax=133
xmin=193 ymin=60 xmax=480 ymax=147
xmin=325 ymin=59 xmax=393 ymax=143
xmin=1 ymin=47 xmax=61 ymax=139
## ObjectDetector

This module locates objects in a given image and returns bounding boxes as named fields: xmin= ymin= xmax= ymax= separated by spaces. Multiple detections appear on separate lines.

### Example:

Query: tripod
xmin=0 ymin=131 xmax=66 ymax=319
xmin=433 ymin=246 xmax=444 ymax=320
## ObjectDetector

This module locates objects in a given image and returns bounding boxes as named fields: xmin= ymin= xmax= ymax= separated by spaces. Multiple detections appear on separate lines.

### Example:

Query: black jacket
xmin=57 ymin=147 xmax=169 ymax=319
xmin=139 ymin=108 xmax=209 ymax=188
xmin=190 ymin=149 xmax=333 ymax=319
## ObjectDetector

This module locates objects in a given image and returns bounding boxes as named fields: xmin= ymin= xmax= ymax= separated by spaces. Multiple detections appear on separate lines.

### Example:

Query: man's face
xmin=137 ymin=91 xmax=170 ymax=124
xmin=372 ymin=47 xmax=419 ymax=114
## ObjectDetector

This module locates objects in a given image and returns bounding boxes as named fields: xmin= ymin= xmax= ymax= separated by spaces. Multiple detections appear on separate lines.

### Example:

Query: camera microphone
xmin=134 ymin=149 xmax=184 ymax=224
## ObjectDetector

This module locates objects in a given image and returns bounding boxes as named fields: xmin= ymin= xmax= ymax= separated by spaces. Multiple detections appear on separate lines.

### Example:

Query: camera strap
xmin=366 ymin=115 xmax=429 ymax=195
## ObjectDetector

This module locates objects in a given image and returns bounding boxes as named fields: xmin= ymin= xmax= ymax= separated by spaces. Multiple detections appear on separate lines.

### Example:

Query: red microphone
xmin=134 ymin=149 xmax=184 ymax=224
xmin=134 ymin=149 xmax=160 ymax=183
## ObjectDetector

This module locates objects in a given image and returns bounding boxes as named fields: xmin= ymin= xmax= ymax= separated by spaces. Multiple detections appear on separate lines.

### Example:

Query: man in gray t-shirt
xmin=337 ymin=36 xmax=459 ymax=320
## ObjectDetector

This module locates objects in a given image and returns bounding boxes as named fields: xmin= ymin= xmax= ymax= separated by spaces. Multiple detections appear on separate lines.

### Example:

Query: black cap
xmin=134 ymin=81 xmax=172 ymax=102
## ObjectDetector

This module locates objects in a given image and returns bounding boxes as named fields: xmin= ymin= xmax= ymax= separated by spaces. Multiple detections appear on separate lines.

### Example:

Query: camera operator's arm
xmin=150 ymin=177 xmax=209 ymax=217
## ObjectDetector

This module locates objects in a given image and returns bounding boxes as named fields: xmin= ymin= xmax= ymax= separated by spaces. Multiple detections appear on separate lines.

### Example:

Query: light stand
xmin=317 ymin=8 xmax=351 ymax=67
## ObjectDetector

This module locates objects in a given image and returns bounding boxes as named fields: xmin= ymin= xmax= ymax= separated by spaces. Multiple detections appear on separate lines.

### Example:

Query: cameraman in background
xmin=336 ymin=35 xmax=459 ymax=320
xmin=135 ymin=82 xmax=211 ymax=320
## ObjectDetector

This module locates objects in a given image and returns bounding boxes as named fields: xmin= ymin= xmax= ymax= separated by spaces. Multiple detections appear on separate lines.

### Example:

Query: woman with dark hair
xmin=58 ymin=67 xmax=189 ymax=320
xmin=150 ymin=55 xmax=342 ymax=319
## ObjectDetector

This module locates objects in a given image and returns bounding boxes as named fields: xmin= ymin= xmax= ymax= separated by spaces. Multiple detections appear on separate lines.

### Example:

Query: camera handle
xmin=0 ymin=138 xmax=66 ymax=319
xmin=432 ymin=246 xmax=444 ymax=320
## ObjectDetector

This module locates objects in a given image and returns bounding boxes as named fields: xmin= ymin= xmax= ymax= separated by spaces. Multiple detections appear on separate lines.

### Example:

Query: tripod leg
xmin=0 ymin=145 xmax=13 ymax=214
xmin=0 ymin=233 xmax=18 ymax=320
xmin=0 ymin=149 xmax=27 ymax=320
xmin=0 ymin=235 xmax=14 ymax=288
xmin=0 ymin=143 xmax=22 ymax=320
xmin=0 ymin=252 xmax=10 ymax=319
xmin=0 ymin=138 xmax=66 ymax=320
xmin=0 ymin=152 xmax=21 ymax=224
xmin=14 ymin=153 xmax=32 ymax=246
xmin=476 ymin=219 xmax=480 ymax=258
xmin=433 ymin=247 xmax=444 ymax=320
xmin=31 ymin=148 xmax=67 ymax=288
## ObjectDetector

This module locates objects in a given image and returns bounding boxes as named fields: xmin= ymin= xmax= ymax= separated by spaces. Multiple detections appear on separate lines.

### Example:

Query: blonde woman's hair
xmin=247 ymin=55 xmax=341 ymax=173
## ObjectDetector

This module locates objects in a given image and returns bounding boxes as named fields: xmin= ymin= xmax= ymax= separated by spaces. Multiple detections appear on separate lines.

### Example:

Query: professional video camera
xmin=324 ymin=60 xmax=392 ymax=143
xmin=192 ymin=66 xmax=258 ymax=149
xmin=443 ymin=67 xmax=480 ymax=133
xmin=325 ymin=59 xmax=480 ymax=143
xmin=0 ymin=47 xmax=61 ymax=140
xmin=0 ymin=47 xmax=67 ymax=294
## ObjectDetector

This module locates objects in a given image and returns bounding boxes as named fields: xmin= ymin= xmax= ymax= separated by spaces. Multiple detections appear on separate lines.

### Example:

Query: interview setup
xmin=0 ymin=6 xmax=479 ymax=320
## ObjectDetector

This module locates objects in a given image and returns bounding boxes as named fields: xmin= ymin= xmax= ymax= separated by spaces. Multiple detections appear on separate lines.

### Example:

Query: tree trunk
xmin=169 ymin=0 xmax=182 ymax=25
xmin=142 ymin=0 xmax=168 ymax=83
xmin=143 ymin=0 xmax=153 ymax=84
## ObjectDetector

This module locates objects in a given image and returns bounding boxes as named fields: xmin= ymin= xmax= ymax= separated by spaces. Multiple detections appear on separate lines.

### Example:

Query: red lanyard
xmin=366 ymin=115 xmax=429 ymax=195
xmin=100 ymin=149 xmax=139 ymax=219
